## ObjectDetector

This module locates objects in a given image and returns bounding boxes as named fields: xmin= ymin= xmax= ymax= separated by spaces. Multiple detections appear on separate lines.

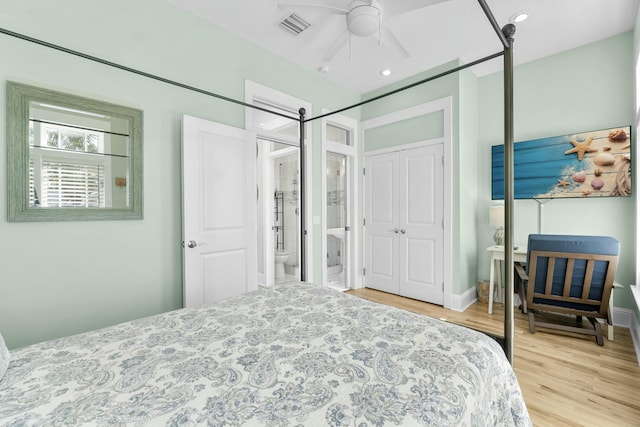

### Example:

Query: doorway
xmin=322 ymin=114 xmax=358 ymax=290
xmin=246 ymin=81 xmax=312 ymax=286
xmin=266 ymin=143 xmax=300 ymax=284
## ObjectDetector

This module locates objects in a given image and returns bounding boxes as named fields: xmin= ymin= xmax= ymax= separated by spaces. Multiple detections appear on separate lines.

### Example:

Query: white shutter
xmin=40 ymin=160 xmax=105 ymax=207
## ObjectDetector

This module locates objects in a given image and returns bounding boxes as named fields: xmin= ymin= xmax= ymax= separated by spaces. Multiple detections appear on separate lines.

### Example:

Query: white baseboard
xmin=450 ymin=286 xmax=478 ymax=312
xmin=631 ymin=320 xmax=640 ymax=368
xmin=617 ymin=307 xmax=640 ymax=367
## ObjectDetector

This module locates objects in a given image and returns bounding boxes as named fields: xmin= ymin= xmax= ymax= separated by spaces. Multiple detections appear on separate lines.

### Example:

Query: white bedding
xmin=0 ymin=282 xmax=530 ymax=426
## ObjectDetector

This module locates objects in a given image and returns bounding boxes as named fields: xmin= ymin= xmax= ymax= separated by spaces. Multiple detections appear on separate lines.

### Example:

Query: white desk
xmin=487 ymin=245 xmax=527 ymax=314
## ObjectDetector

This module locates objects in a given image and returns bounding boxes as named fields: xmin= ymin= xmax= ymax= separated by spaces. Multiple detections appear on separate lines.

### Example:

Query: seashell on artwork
xmin=608 ymin=129 xmax=628 ymax=142
xmin=594 ymin=152 xmax=615 ymax=166
xmin=591 ymin=178 xmax=605 ymax=190
xmin=572 ymin=171 xmax=586 ymax=182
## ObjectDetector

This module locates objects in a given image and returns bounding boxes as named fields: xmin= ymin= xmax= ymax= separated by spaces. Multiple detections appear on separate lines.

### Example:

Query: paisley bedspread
xmin=0 ymin=282 xmax=531 ymax=426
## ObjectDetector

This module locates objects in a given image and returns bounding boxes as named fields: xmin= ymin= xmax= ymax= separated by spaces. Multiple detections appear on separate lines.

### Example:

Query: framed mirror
xmin=6 ymin=81 xmax=143 ymax=221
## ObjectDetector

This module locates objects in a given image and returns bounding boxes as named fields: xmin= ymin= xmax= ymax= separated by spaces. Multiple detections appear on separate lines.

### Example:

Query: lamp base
xmin=493 ymin=227 xmax=504 ymax=246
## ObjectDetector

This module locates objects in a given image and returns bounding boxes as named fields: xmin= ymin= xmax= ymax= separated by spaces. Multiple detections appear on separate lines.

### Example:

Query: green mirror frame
xmin=6 ymin=81 xmax=143 ymax=221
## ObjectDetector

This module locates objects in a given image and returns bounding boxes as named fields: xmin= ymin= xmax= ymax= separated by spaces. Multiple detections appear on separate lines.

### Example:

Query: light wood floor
xmin=346 ymin=288 xmax=640 ymax=427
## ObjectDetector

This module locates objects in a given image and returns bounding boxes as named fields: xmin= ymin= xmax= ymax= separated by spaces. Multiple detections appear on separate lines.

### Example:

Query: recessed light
xmin=511 ymin=11 xmax=529 ymax=23
xmin=318 ymin=65 xmax=330 ymax=74
xmin=380 ymin=68 xmax=392 ymax=76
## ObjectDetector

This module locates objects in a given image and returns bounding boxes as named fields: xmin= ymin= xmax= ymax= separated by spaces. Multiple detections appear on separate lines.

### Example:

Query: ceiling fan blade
xmin=384 ymin=0 xmax=449 ymax=17
xmin=323 ymin=29 xmax=350 ymax=61
xmin=380 ymin=24 xmax=409 ymax=58
xmin=277 ymin=3 xmax=348 ymax=15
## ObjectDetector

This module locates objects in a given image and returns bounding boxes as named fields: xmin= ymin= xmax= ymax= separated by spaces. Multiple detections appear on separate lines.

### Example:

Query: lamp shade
xmin=489 ymin=205 xmax=505 ymax=227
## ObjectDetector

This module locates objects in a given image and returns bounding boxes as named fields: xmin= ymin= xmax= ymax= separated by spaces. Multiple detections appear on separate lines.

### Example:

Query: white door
xmin=364 ymin=153 xmax=399 ymax=294
xmin=398 ymin=145 xmax=444 ymax=304
xmin=182 ymin=114 xmax=257 ymax=307
xmin=364 ymin=144 xmax=444 ymax=304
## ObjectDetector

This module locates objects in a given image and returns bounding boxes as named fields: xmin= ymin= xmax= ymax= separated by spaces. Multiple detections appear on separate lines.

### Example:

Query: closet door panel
xmin=398 ymin=145 xmax=444 ymax=304
xmin=364 ymin=153 xmax=399 ymax=294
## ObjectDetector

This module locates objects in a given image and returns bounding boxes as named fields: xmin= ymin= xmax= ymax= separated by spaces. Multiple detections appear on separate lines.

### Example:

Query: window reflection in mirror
xmin=7 ymin=82 xmax=143 ymax=221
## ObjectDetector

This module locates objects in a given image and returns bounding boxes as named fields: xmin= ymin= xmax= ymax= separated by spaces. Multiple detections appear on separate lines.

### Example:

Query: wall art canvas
xmin=492 ymin=126 xmax=631 ymax=200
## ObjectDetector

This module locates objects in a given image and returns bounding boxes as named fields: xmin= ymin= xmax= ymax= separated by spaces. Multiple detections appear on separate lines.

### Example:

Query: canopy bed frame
xmin=0 ymin=0 xmax=517 ymax=363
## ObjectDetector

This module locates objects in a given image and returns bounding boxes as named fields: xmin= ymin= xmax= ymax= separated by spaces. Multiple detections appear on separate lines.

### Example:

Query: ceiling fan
xmin=277 ymin=0 xmax=448 ymax=61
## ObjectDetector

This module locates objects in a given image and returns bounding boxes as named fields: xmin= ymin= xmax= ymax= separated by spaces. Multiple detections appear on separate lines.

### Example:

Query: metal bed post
xmin=298 ymin=108 xmax=307 ymax=282
xmin=477 ymin=0 xmax=516 ymax=364
xmin=503 ymin=23 xmax=516 ymax=365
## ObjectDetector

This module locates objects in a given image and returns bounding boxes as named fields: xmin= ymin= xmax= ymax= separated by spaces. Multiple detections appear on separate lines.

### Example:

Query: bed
xmin=0 ymin=282 xmax=530 ymax=426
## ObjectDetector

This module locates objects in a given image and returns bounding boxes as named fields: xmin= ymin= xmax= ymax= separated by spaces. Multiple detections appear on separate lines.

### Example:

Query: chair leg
xmin=528 ymin=311 xmax=536 ymax=334
xmin=587 ymin=317 xmax=604 ymax=346
xmin=518 ymin=284 xmax=527 ymax=314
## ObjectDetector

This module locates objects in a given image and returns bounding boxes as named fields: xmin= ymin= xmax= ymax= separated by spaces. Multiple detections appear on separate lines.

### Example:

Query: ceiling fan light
xmin=347 ymin=3 xmax=381 ymax=37
xmin=380 ymin=68 xmax=391 ymax=76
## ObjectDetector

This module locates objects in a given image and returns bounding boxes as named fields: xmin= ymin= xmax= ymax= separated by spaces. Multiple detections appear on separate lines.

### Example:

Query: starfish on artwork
xmin=565 ymin=137 xmax=597 ymax=161
xmin=557 ymin=179 xmax=569 ymax=188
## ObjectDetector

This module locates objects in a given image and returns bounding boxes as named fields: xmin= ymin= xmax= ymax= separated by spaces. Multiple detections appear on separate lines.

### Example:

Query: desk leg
xmin=488 ymin=256 xmax=495 ymax=314
xmin=496 ymin=259 xmax=503 ymax=307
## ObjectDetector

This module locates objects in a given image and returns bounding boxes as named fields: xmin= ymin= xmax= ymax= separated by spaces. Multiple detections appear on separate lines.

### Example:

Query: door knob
xmin=390 ymin=228 xmax=399 ymax=233
xmin=400 ymin=229 xmax=406 ymax=234
xmin=185 ymin=240 xmax=206 ymax=248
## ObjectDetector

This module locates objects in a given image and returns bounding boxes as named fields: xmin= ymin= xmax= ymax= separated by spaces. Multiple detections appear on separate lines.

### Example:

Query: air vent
xmin=278 ymin=13 xmax=311 ymax=35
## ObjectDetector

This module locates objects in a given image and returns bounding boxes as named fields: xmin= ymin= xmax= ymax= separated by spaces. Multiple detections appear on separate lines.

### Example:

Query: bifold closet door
xmin=364 ymin=153 xmax=400 ymax=294
xmin=364 ymin=144 xmax=444 ymax=304
xmin=397 ymin=145 xmax=444 ymax=305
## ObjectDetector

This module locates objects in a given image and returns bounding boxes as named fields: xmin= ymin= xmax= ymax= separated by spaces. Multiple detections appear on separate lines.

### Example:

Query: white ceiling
xmin=168 ymin=0 xmax=640 ymax=94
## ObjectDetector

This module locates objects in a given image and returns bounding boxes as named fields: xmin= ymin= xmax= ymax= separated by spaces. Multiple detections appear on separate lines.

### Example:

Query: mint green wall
xmin=477 ymin=32 xmax=636 ymax=310
xmin=0 ymin=0 xmax=359 ymax=349
xmin=458 ymin=68 xmax=480 ymax=294
xmin=363 ymin=111 xmax=444 ymax=152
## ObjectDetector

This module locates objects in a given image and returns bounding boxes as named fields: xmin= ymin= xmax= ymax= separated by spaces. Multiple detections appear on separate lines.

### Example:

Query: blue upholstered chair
xmin=515 ymin=234 xmax=620 ymax=346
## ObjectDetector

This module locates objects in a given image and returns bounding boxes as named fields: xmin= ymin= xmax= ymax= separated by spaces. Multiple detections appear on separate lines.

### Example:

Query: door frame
xmin=321 ymin=112 xmax=358 ymax=289
xmin=361 ymin=97 xmax=452 ymax=308
xmin=245 ymin=81 xmax=313 ymax=285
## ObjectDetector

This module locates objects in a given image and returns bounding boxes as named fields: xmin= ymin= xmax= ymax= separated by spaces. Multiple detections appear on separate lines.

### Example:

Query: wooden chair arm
xmin=514 ymin=262 xmax=528 ymax=281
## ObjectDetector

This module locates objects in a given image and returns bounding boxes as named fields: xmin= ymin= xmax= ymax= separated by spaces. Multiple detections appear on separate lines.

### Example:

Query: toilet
xmin=274 ymin=251 xmax=290 ymax=279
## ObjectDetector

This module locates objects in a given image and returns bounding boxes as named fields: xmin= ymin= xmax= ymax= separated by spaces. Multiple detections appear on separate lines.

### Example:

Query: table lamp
xmin=490 ymin=205 xmax=505 ymax=246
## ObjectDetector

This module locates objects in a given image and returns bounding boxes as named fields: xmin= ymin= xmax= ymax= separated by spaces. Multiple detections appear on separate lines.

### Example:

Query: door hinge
xmin=363 ymin=167 xmax=366 ymax=176
xmin=442 ymin=218 xmax=444 ymax=229
xmin=442 ymin=282 xmax=444 ymax=291
xmin=442 ymin=156 xmax=444 ymax=165
xmin=363 ymin=268 xmax=366 ymax=275
xmin=363 ymin=218 xmax=366 ymax=226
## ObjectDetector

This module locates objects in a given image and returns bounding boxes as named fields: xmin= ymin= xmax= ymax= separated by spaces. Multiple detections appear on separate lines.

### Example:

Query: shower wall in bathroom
xmin=274 ymin=153 xmax=299 ymax=268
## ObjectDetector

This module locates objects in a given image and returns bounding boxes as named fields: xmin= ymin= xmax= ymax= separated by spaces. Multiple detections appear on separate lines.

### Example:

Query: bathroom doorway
xmin=322 ymin=114 xmax=358 ymax=291
xmin=256 ymin=139 xmax=301 ymax=286
xmin=326 ymin=151 xmax=348 ymax=288
xmin=245 ymin=81 xmax=312 ymax=286
xmin=270 ymin=146 xmax=300 ymax=284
